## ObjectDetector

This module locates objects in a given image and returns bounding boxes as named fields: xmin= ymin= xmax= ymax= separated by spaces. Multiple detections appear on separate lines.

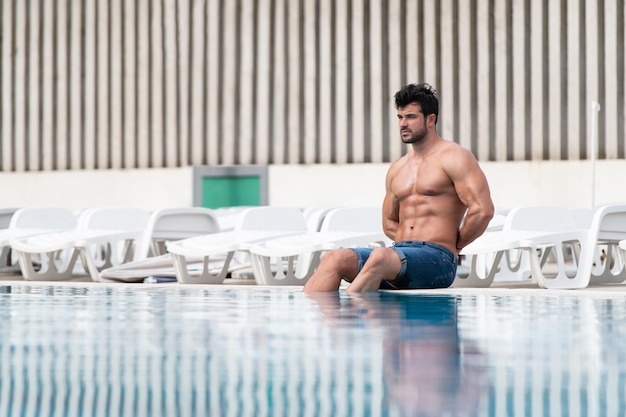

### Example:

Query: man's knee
xmin=365 ymin=247 xmax=399 ymax=266
xmin=320 ymin=248 xmax=357 ymax=268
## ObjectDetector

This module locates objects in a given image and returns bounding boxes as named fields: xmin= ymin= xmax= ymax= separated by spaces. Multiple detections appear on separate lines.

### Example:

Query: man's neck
xmin=411 ymin=133 xmax=440 ymax=156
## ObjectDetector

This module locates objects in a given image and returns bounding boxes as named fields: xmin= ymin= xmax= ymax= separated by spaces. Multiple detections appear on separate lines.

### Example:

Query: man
xmin=303 ymin=83 xmax=494 ymax=293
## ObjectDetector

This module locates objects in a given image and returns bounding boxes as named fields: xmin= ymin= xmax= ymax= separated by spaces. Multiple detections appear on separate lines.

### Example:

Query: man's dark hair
xmin=394 ymin=83 xmax=439 ymax=124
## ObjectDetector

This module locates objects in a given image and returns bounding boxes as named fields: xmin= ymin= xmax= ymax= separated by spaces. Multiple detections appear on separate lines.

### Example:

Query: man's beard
xmin=401 ymin=127 xmax=427 ymax=144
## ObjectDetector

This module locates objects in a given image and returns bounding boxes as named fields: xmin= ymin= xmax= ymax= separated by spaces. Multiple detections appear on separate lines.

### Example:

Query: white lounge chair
xmin=99 ymin=207 xmax=222 ymax=283
xmin=134 ymin=207 xmax=221 ymax=260
xmin=166 ymin=206 xmax=309 ymax=284
xmin=11 ymin=207 xmax=151 ymax=281
xmin=211 ymin=206 xmax=256 ymax=231
xmin=455 ymin=206 xmax=589 ymax=289
xmin=456 ymin=204 xmax=626 ymax=289
xmin=523 ymin=204 xmax=626 ymax=287
xmin=247 ymin=207 xmax=390 ymax=286
xmin=0 ymin=207 xmax=78 ymax=273
xmin=585 ymin=204 xmax=626 ymax=285
xmin=548 ymin=204 xmax=626 ymax=287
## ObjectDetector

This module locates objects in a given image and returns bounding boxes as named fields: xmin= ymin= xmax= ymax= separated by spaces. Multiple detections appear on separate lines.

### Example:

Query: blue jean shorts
xmin=350 ymin=241 xmax=457 ymax=290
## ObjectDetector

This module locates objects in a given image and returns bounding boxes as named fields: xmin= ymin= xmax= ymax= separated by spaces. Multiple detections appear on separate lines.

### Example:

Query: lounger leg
xmin=250 ymin=252 xmax=322 ymax=286
xmin=533 ymin=240 xmax=592 ymax=289
xmin=589 ymin=242 xmax=626 ymax=284
xmin=453 ymin=251 xmax=504 ymax=287
xmin=171 ymin=252 xmax=233 ymax=284
xmin=16 ymin=249 xmax=80 ymax=281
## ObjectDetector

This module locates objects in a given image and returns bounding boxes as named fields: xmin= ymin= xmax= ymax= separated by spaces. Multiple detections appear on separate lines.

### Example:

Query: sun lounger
xmin=10 ymin=207 xmax=151 ymax=281
xmin=456 ymin=208 xmax=530 ymax=286
xmin=248 ymin=230 xmax=388 ymax=286
xmin=529 ymin=204 xmax=626 ymax=287
xmin=98 ymin=252 xmax=253 ymax=283
xmin=456 ymin=204 xmax=626 ymax=289
xmin=247 ymin=207 xmax=390 ymax=286
xmin=132 ymin=206 xmax=221 ymax=260
xmin=584 ymin=204 xmax=626 ymax=285
xmin=0 ymin=207 xmax=78 ymax=273
xmin=211 ymin=206 xmax=256 ymax=232
xmin=455 ymin=206 xmax=589 ymax=289
xmin=166 ymin=206 xmax=309 ymax=284
xmin=98 ymin=207 xmax=222 ymax=283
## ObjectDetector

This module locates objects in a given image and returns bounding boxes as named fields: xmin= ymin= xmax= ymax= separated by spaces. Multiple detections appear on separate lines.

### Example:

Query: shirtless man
xmin=303 ymin=83 xmax=494 ymax=293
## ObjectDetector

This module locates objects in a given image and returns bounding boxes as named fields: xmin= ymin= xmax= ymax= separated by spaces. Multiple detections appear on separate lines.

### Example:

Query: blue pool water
xmin=0 ymin=285 xmax=624 ymax=417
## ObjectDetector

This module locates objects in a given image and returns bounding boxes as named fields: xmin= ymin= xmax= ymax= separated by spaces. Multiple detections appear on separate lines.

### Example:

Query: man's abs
xmin=393 ymin=217 xmax=461 ymax=254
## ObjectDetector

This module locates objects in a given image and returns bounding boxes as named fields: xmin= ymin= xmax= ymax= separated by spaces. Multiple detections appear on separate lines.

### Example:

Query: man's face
xmin=397 ymin=103 xmax=427 ymax=144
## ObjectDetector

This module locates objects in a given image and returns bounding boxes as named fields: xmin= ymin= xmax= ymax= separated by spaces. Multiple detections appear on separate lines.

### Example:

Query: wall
xmin=1 ymin=161 xmax=624 ymax=211
xmin=1 ymin=0 xmax=624 ymax=171
xmin=271 ymin=161 xmax=626 ymax=209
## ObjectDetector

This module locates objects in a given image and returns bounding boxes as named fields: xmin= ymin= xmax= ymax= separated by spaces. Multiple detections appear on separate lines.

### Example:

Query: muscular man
xmin=303 ymin=83 xmax=494 ymax=293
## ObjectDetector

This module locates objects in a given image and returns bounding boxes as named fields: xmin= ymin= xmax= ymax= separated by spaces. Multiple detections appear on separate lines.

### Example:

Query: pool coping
xmin=1 ymin=273 xmax=626 ymax=299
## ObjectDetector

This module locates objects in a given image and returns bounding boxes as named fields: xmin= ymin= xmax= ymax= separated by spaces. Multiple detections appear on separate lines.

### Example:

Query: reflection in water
xmin=0 ymin=285 xmax=624 ymax=416
xmin=308 ymin=292 xmax=485 ymax=417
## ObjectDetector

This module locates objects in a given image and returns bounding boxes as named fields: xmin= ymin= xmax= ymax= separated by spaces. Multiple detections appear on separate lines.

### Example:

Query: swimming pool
xmin=0 ymin=284 xmax=624 ymax=417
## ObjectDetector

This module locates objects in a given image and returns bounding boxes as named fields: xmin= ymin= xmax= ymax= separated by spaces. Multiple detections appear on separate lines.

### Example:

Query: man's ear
xmin=427 ymin=113 xmax=436 ymax=128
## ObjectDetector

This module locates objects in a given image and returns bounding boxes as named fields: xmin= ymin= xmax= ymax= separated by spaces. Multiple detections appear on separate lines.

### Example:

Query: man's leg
xmin=303 ymin=249 xmax=360 ymax=292
xmin=346 ymin=247 xmax=403 ymax=293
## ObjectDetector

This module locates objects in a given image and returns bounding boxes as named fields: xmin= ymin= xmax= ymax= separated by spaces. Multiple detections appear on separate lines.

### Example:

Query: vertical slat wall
xmin=0 ymin=0 xmax=624 ymax=172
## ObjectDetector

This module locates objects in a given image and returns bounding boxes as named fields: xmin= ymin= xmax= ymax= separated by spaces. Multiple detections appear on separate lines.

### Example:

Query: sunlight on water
xmin=0 ymin=285 xmax=624 ymax=417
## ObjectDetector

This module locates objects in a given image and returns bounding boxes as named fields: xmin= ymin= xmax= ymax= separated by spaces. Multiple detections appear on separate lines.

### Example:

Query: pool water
xmin=0 ymin=285 xmax=624 ymax=417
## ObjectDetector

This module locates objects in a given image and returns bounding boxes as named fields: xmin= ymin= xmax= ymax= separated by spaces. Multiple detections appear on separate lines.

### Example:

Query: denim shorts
xmin=350 ymin=241 xmax=457 ymax=290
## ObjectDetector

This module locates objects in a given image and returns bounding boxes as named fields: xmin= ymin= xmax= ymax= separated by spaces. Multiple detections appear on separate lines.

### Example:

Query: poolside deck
xmin=2 ymin=269 xmax=626 ymax=299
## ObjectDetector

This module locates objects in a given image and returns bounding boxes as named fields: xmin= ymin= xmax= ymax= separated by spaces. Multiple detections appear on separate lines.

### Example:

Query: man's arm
xmin=447 ymin=148 xmax=494 ymax=252
xmin=382 ymin=164 xmax=400 ymax=241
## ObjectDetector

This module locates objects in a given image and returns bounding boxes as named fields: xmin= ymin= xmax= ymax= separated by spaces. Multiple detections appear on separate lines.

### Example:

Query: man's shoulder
xmin=438 ymin=137 xmax=465 ymax=150
xmin=438 ymin=139 xmax=476 ymax=159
